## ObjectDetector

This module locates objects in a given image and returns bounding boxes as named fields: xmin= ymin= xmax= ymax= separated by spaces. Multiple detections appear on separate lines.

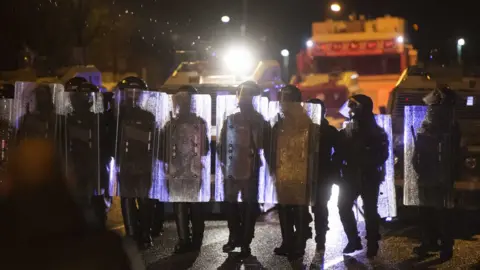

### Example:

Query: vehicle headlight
xmin=394 ymin=156 xmax=399 ymax=165
xmin=465 ymin=157 xmax=477 ymax=169
xmin=223 ymin=47 xmax=254 ymax=76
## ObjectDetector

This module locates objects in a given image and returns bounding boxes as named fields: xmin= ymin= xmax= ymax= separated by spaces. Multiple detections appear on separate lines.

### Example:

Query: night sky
xmin=0 ymin=0 xmax=477 ymax=71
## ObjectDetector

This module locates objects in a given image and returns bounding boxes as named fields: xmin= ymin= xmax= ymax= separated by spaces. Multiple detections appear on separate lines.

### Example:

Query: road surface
xmin=109 ymin=189 xmax=480 ymax=269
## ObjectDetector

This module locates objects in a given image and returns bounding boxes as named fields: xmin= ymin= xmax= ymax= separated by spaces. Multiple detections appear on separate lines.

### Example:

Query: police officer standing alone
xmin=217 ymin=81 xmax=271 ymax=257
xmin=336 ymin=94 xmax=389 ymax=258
xmin=409 ymin=86 xmax=460 ymax=260
xmin=307 ymin=98 xmax=339 ymax=252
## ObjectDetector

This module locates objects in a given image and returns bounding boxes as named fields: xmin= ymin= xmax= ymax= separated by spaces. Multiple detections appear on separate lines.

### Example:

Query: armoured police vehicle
xmin=388 ymin=66 xmax=480 ymax=209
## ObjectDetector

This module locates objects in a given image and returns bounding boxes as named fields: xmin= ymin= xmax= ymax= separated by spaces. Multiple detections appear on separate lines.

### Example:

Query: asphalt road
xmin=108 ymin=194 xmax=480 ymax=269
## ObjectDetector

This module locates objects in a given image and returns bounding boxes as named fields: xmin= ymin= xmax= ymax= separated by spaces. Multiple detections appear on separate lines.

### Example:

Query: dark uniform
xmin=63 ymin=78 xmax=109 ymax=228
xmin=159 ymin=85 xmax=209 ymax=254
xmin=409 ymin=87 xmax=460 ymax=260
xmin=307 ymin=98 xmax=339 ymax=252
xmin=217 ymin=81 xmax=271 ymax=257
xmin=269 ymin=85 xmax=319 ymax=260
xmin=0 ymin=84 xmax=15 ymax=171
xmin=336 ymin=94 xmax=389 ymax=258
xmin=16 ymin=85 xmax=59 ymax=143
xmin=115 ymin=77 xmax=156 ymax=249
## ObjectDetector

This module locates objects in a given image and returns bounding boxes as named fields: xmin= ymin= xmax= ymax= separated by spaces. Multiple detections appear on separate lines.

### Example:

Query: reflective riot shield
xmin=159 ymin=93 xmax=211 ymax=202
xmin=114 ymin=89 xmax=168 ymax=199
xmin=0 ymin=84 xmax=15 ymax=170
xmin=404 ymin=105 xmax=455 ymax=208
xmin=14 ymin=82 xmax=64 ymax=143
xmin=266 ymin=101 xmax=322 ymax=205
xmin=350 ymin=115 xmax=396 ymax=218
xmin=215 ymin=94 xmax=271 ymax=202
xmin=62 ymin=91 xmax=106 ymax=197
xmin=403 ymin=106 xmax=427 ymax=206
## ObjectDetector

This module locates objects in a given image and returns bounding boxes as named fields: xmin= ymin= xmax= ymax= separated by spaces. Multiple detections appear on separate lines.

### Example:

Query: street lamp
xmin=221 ymin=15 xmax=230 ymax=23
xmin=306 ymin=40 xmax=314 ymax=48
xmin=457 ymin=38 xmax=465 ymax=65
xmin=281 ymin=49 xmax=290 ymax=81
xmin=330 ymin=3 xmax=341 ymax=12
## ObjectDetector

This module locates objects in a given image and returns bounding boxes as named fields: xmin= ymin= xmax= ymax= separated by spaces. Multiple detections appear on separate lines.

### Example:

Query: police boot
xmin=191 ymin=203 xmax=205 ymax=252
xmin=151 ymin=201 xmax=165 ymax=237
xmin=239 ymin=203 xmax=259 ymax=258
xmin=174 ymin=203 xmax=191 ymax=254
xmin=138 ymin=198 xmax=155 ymax=249
xmin=223 ymin=202 xmax=240 ymax=253
xmin=121 ymin=198 xmax=139 ymax=241
xmin=274 ymin=205 xmax=294 ymax=256
xmin=289 ymin=206 xmax=308 ymax=260
xmin=343 ymin=237 xmax=362 ymax=254
xmin=367 ymin=241 xmax=379 ymax=259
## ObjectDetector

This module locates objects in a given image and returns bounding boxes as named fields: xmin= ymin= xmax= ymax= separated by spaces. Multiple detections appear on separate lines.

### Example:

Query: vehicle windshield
xmin=314 ymin=54 xmax=401 ymax=75
xmin=179 ymin=61 xmax=229 ymax=76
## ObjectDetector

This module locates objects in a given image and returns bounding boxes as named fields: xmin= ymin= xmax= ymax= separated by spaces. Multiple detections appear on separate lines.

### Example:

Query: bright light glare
xmin=221 ymin=16 xmax=230 ymax=23
xmin=281 ymin=49 xmax=289 ymax=57
xmin=330 ymin=3 xmax=341 ymax=12
xmin=223 ymin=47 xmax=254 ymax=75
xmin=458 ymin=38 xmax=465 ymax=46
xmin=396 ymin=36 xmax=404 ymax=43
xmin=306 ymin=39 xmax=314 ymax=48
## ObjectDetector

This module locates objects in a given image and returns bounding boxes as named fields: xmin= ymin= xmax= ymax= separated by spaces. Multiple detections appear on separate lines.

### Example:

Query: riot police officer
xmin=116 ymin=77 xmax=156 ymax=249
xmin=64 ymin=78 xmax=109 ymax=229
xmin=217 ymin=81 xmax=271 ymax=257
xmin=16 ymin=84 xmax=59 ymax=142
xmin=159 ymin=85 xmax=209 ymax=254
xmin=269 ymin=85 xmax=319 ymax=260
xmin=409 ymin=86 xmax=460 ymax=259
xmin=307 ymin=98 xmax=339 ymax=252
xmin=336 ymin=94 xmax=389 ymax=258
xmin=0 ymin=84 xmax=15 ymax=170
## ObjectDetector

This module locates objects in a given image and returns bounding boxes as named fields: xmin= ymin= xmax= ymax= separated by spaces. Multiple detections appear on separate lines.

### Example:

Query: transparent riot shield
xmin=348 ymin=115 xmax=396 ymax=219
xmin=14 ymin=82 xmax=65 ymax=144
xmin=62 ymin=91 xmax=106 ymax=197
xmin=215 ymin=94 xmax=271 ymax=202
xmin=0 ymin=86 xmax=15 ymax=170
xmin=160 ymin=93 xmax=211 ymax=202
xmin=403 ymin=105 xmax=427 ymax=206
xmin=265 ymin=101 xmax=322 ymax=205
xmin=114 ymin=89 xmax=168 ymax=199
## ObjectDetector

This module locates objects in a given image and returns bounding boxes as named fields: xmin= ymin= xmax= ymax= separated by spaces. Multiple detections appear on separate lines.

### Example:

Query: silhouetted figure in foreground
xmin=0 ymin=139 xmax=139 ymax=269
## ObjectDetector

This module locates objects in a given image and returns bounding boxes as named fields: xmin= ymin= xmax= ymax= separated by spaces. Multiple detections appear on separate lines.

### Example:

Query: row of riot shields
xmin=3 ymin=83 xmax=401 ymax=219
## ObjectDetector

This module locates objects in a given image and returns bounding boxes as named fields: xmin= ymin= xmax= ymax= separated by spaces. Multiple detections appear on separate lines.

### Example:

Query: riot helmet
xmin=347 ymin=94 xmax=373 ymax=120
xmin=117 ymin=76 xmax=147 ymax=107
xmin=307 ymin=98 xmax=326 ymax=119
xmin=237 ymin=81 xmax=260 ymax=111
xmin=421 ymin=86 xmax=457 ymax=131
xmin=279 ymin=85 xmax=302 ymax=102
xmin=117 ymin=77 xmax=148 ymax=91
xmin=174 ymin=85 xmax=197 ymax=116
xmin=65 ymin=77 xmax=88 ymax=92
xmin=423 ymin=85 xmax=456 ymax=107
xmin=0 ymin=84 xmax=14 ymax=99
